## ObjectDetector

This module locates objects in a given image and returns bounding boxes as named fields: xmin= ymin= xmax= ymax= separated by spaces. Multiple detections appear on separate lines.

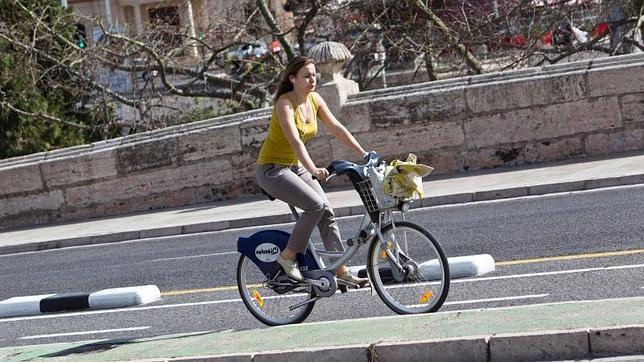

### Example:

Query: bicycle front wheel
xmin=367 ymin=221 xmax=450 ymax=314
xmin=237 ymin=255 xmax=315 ymax=326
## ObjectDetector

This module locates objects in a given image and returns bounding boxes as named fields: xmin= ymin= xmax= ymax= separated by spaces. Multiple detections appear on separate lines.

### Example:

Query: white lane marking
xmin=452 ymin=263 xmax=644 ymax=284
xmin=417 ymin=184 xmax=644 ymax=211
xmin=445 ymin=293 xmax=548 ymax=305
xmin=150 ymin=251 xmax=237 ymax=262
xmin=0 ymin=293 xmax=546 ymax=323
xmin=19 ymin=326 xmax=150 ymax=340
xmin=407 ymin=294 xmax=549 ymax=308
xmin=1 ymin=300 xmax=244 ymax=322
xmin=374 ymin=263 xmax=644 ymax=291
xmin=2 ymin=263 xmax=641 ymax=323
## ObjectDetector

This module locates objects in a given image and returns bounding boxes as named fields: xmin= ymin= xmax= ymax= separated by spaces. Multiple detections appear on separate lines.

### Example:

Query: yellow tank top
xmin=257 ymin=92 xmax=319 ymax=166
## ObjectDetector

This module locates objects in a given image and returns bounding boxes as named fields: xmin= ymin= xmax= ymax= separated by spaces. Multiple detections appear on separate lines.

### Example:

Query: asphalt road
xmin=1 ymin=185 xmax=643 ymax=348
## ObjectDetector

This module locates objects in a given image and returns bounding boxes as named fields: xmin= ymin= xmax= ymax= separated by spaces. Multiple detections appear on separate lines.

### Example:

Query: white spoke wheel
xmin=367 ymin=221 xmax=450 ymax=314
xmin=237 ymin=255 xmax=315 ymax=326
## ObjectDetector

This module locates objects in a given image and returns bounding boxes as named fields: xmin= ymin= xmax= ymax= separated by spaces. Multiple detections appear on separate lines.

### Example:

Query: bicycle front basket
xmin=356 ymin=165 xmax=398 ymax=213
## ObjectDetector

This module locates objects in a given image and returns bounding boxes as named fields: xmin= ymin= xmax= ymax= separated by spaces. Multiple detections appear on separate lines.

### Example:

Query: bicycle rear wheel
xmin=367 ymin=221 xmax=450 ymax=314
xmin=237 ymin=255 xmax=316 ymax=326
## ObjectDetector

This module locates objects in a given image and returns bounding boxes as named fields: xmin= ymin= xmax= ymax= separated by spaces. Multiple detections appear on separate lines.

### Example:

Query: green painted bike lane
xmin=2 ymin=296 xmax=643 ymax=361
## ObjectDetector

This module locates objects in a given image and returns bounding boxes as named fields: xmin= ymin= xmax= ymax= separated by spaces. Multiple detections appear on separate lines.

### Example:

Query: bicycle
xmin=236 ymin=152 xmax=450 ymax=326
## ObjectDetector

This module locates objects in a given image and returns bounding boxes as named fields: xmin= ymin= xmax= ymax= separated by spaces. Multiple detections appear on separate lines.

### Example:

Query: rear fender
xmin=237 ymin=230 xmax=319 ymax=278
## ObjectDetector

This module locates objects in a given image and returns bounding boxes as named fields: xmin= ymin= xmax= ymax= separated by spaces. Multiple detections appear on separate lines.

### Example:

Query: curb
xmin=156 ymin=325 xmax=644 ymax=362
xmin=1 ymin=174 xmax=644 ymax=256
xmin=0 ymin=285 xmax=160 ymax=318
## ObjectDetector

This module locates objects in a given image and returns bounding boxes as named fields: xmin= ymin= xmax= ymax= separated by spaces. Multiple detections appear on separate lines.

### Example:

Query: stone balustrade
xmin=1 ymin=53 xmax=643 ymax=229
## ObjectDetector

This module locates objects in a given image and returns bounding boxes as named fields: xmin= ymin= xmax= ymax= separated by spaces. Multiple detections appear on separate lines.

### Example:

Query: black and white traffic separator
xmin=0 ymin=285 xmax=161 ymax=318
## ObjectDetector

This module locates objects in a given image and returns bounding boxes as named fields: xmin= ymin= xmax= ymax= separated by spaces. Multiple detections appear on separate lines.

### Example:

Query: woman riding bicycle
xmin=256 ymin=56 xmax=369 ymax=286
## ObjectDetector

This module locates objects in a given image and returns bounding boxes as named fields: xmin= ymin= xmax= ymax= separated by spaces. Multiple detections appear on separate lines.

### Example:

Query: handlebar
xmin=328 ymin=150 xmax=381 ymax=173
xmin=313 ymin=151 xmax=382 ymax=182
xmin=314 ymin=151 xmax=383 ymax=183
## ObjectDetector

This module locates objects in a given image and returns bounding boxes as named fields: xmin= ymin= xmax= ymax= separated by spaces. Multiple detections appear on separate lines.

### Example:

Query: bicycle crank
xmin=288 ymin=270 xmax=337 ymax=311
xmin=302 ymin=270 xmax=337 ymax=297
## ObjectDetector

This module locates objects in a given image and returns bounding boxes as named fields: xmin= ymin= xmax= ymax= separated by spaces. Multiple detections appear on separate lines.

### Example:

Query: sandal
xmin=337 ymin=271 xmax=370 ymax=288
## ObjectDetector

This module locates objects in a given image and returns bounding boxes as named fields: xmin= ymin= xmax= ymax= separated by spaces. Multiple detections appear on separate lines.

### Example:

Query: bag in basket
xmin=383 ymin=154 xmax=433 ymax=200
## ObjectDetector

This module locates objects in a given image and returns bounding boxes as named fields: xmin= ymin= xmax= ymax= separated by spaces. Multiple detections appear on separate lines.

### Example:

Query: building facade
xmin=67 ymin=0 xmax=291 ymax=49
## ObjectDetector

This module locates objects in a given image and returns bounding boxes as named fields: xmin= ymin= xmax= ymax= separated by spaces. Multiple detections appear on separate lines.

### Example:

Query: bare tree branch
xmin=0 ymin=91 xmax=90 ymax=129
xmin=256 ymin=0 xmax=296 ymax=60
xmin=0 ymin=31 xmax=143 ymax=109
xmin=296 ymin=0 xmax=321 ymax=53
xmin=412 ymin=0 xmax=483 ymax=74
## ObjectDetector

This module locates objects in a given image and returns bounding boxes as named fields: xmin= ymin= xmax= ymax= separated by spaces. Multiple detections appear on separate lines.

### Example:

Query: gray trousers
xmin=256 ymin=164 xmax=344 ymax=255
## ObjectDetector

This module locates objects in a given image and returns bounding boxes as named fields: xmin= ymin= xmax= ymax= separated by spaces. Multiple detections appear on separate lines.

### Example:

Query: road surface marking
xmin=151 ymin=251 xmax=236 ymax=263
xmin=408 ymin=294 xmax=549 ymax=308
xmin=2 ymin=264 xmax=640 ymax=323
xmin=1 ymin=300 xmax=244 ymax=322
xmin=496 ymin=249 xmax=644 ymax=266
xmin=0 ymin=292 xmax=549 ymax=323
xmin=161 ymin=285 xmax=239 ymax=296
xmin=445 ymin=293 xmax=548 ymax=306
xmin=161 ymin=249 xmax=644 ymax=296
xmin=20 ymin=326 xmax=150 ymax=340
xmin=379 ymin=263 xmax=644 ymax=289
xmin=453 ymin=263 xmax=644 ymax=284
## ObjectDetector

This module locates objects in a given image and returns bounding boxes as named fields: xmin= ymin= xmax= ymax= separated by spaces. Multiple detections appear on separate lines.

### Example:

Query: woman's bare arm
xmin=314 ymin=93 xmax=366 ymax=158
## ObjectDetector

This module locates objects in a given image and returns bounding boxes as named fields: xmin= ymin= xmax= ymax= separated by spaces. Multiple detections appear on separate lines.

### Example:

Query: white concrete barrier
xmin=0 ymin=285 xmax=160 ymax=318
xmin=89 ymin=285 xmax=161 ymax=310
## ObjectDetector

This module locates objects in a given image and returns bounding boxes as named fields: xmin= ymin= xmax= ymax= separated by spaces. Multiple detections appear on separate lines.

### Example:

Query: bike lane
xmin=1 ymin=296 xmax=642 ymax=361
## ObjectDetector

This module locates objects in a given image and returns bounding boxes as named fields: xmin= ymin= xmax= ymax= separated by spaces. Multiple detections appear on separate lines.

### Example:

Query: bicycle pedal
xmin=336 ymin=279 xmax=360 ymax=290
xmin=338 ymin=284 xmax=348 ymax=293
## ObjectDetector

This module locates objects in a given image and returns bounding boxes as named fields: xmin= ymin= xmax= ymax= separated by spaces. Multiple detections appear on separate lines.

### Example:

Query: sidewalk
xmin=1 ymin=297 xmax=643 ymax=361
xmin=1 ymin=152 xmax=644 ymax=255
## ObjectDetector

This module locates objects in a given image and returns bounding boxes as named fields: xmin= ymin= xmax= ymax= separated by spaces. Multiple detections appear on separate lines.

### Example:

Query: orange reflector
xmin=252 ymin=289 xmax=265 ymax=308
xmin=419 ymin=290 xmax=433 ymax=304
xmin=381 ymin=241 xmax=395 ymax=260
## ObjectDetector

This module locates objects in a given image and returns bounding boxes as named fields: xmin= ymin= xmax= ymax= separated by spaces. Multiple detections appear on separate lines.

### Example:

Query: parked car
xmin=215 ymin=42 xmax=270 ymax=74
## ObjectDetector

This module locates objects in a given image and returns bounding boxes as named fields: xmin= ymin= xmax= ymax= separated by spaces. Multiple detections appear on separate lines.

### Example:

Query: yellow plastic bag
xmin=383 ymin=154 xmax=433 ymax=200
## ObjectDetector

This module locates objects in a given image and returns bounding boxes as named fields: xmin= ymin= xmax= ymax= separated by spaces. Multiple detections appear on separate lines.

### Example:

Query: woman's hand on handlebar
xmin=312 ymin=167 xmax=330 ymax=181
xmin=362 ymin=150 xmax=381 ymax=165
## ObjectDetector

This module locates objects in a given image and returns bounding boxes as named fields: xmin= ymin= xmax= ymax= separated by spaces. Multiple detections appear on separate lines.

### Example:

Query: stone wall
xmin=338 ymin=54 xmax=644 ymax=173
xmin=1 ymin=54 xmax=643 ymax=229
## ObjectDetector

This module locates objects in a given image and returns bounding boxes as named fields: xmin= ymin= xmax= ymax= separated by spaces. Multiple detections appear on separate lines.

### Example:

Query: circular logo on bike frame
xmin=254 ymin=243 xmax=280 ymax=263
